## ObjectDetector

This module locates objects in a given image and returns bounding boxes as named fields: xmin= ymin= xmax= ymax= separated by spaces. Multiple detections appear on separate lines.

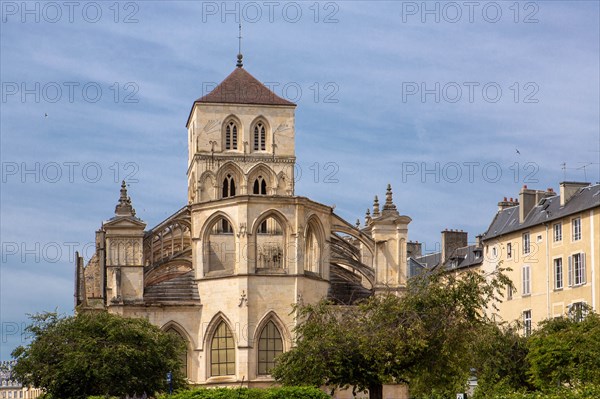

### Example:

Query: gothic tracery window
xmin=222 ymin=174 xmax=236 ymax=198
xmin=253 ymin=122 xmax=266 ymax=151
xmin=257 ymin=321 xmax=283 ymax=375
xmin=256 ymin=217 xmax=283 ymax=269
xmin=305 ymin=224 xmax=321 ymax=274
xmin=165 ymin=327 xmax=188 ymax=378
xmin=225 ymin=121 xmax=238 ymax=150
xmin=253 ymin=176 xmax=267 ymax=195
xmin=210 ymin=321 xmax=235 ymax=376
xmin=207 ymin=217 xmax=235 ymax=273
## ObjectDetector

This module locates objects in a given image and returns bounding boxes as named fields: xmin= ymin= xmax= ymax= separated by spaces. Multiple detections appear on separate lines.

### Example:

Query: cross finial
xmin=236 ymin=23 xmax=243 ymax=68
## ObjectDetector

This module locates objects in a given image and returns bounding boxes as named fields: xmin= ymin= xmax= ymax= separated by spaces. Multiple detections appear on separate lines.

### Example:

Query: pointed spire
xmin=372 ymin=196 xmax=380 ymax=217
xmin=365 ymin=209 xmax=372 ymax=226
xmin=383 ymin=183 xmax=397 ymax=212
xmin=355 ymin=219 xmax=361 ymax=229
xmin=115 ymin=181 xmax=136 ymax=217
xmin=236 ymin=22 xmax=243 ymax=68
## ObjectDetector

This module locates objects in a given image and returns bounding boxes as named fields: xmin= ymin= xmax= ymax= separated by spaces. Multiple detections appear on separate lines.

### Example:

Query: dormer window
xmin=253 ymin=122 xmax=266 ymax=151
xmin=225 ymin=121 xmax=238 ymax=150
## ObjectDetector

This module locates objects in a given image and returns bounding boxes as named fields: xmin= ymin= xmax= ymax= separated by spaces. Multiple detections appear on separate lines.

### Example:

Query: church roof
xmin=195 ymin=67 xmax=296 ymax=107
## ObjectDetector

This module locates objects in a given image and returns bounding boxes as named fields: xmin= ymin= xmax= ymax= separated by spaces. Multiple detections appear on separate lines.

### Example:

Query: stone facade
xmin=482 ymin=182 xmax=600 ymax=333
xmin=75 ymin=60 xmax=412 ymax=386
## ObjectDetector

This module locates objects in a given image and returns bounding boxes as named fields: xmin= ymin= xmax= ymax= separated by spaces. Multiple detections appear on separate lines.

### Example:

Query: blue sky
xmin=1 ymin=1 xmax=599 ymax=358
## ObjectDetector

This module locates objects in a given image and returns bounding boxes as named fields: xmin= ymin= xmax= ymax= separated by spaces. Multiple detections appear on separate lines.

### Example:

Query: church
xmin=74 ymin=53 xmax=412 ymax=386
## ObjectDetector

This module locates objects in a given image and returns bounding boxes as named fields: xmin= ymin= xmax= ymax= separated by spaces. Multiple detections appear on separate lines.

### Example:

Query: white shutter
xmin=568 ymin=256 xmax=573 ymax=287
xmin=582 ymin=253 xmax=586 ymax=284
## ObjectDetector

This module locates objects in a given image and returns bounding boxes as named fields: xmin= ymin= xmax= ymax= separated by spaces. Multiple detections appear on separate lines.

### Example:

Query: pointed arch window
xmin=256 ymin=217 xmax=283 ymax=269
xmin=258 ymin=321 xmax=283 ymax=375
xmin=253 ymin=122 xmax=266 ymax=151
xmin=222 ymin=174 xmax=236 ymax=198
xmin=211 ymin=321 xmax=235 ymax=376
xmin=253 ymin=176 xmax=267 ymax=195
xmin=305 ymin=224 xmax=321 ymax=274
xmin=165 ymin=327 xmax=188 ymax=378
xmin=225 ymin=121 xmax=238 ymax=150
xmin=207 ymin=217 xmax=235 ymax=273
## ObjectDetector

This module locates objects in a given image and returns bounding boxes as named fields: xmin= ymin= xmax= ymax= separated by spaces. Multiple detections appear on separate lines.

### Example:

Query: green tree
xmin=11 ymin=311 xmax=186 ymax=399
xmin=472 ymin=322 xmax=532 ymax=398
xmin=527 ymin=312 xmax=600 ymax=390
xmin=272 ymin=268 xmax=511 ymax=399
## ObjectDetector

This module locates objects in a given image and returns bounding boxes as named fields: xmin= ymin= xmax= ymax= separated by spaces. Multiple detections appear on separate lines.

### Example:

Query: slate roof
xmin=412 ymin=244 xmax=483 ymax=272
xmin=196 ymin=67 xmax=296 ymax=106
xmin=414 ymin=252 xmax=441 ymax=269
xmin=483 ymin=183 xmax=600 ymax=240
xmin=445 ymin=244 xmax=484 ymax=270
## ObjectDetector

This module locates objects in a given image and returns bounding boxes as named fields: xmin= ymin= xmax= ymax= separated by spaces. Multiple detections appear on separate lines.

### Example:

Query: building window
xmin=569 ymin=253 xmax=586 ymax=286
xmin=258 ymin=321 xmax=284 ymax=375
xmin=507 ymin=243 xmax=512 ymax=259
xmin=207 ymin=218 xmax=235 ymax=273
xmin=222 ymin=174 xmax=236 ymax=198
xmin=492 ymin=246 xmax=497 ymax=258
xmin=507 ymin=284 xmax=513 ymax=300
xmin=522 ymin=264 xmax=531 ymax=295
xmin=253 ymin=176 xmax=267 ymax=195
xmin=522 ymin=232 xmax=530 ymax=254
xmin=165 ymin=327 xmax=188 ymax=378
xmin=523 ymin=310 xmax=532 ymax=336
xmin=225 ymin=121 xmax=238 ymax=150
xmin=569 ymin=302 xmax=588 ymax=322
xmin=211 ymin=321 xmax=235 ymax=376
xmin=256 ymin=217 xmax=284 ymax=269
xmin=572 ymin=217 xmax=581 ymax=241
xmin=553 ymin=223 xmax=562 ymax=242
xmin=554 ymin=258 xmax=563 ymax=290
xmin=253 ymin=122 xmax=266 ymax=151
xmin=305 ymin=223 xmax=321 ymax=274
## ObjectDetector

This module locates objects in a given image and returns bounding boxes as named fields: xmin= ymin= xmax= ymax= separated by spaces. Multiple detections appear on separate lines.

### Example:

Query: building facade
xmin=0 ymin=361 xmax=42 ymax=399
xmin=481 ymin=182 xmax=600 ymax=333
xmin=75 ymin=58 xmax=412 ymax=388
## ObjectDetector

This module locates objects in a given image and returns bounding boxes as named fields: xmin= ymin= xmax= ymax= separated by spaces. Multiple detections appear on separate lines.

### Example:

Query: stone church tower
xmin=76 ymin=55 xmax=412 ymax=385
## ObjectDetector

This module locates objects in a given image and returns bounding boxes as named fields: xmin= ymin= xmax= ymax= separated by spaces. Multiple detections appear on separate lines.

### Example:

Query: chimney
xmin=518 ymin=185 xmax=535 ymax=223
xmin=475 ymin=234 xmax=483 ymax=248
xmin=559 ymin=182 xmax=590 ymax=206
xmin=407 ymin=241 xmax=422 ymax=258
xmin=441 ymin=229 xmax=468 ymax=264
xmin=498 ymin=196 xmax=519 ymax=211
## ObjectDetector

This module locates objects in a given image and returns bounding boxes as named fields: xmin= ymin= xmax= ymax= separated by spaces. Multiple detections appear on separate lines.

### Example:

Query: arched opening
xmin=225 ymin=120 xmax=238 ymax=150
xmin=222 ymin=174 xmax=236 ymax=198
xmin=257 ymin=321 xmax=283 ymax=375
xmin=211 ymin=321 xmax=235 ymax=376
xmin=165 ymin=327 xmax=188 ymax=378
xmin=206 ymin=217 xmax=235 ymax=273
xmin=256 ymin=216 xmax=284 ymax=269
xmin=253 ymin=176 xmax=267 ymax=195
xmin=253 ymin=122 xmax=266 ymax=151
xmin=305 ymin=222 xmax=321 ymax=274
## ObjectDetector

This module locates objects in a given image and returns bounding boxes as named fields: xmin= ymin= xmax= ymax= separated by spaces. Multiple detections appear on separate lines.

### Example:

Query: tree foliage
xmin=271 ymin=268 xmax=511 ymax=399
xmin=11 ymin=311 xmax=186 ymax=399
xmin=526 ymin=312 xmax=600 ymax=390
xmin=157 ymin=386 xmax=330 ymax=399
xmin=471 ymin=322 xmax=532 ymax=397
